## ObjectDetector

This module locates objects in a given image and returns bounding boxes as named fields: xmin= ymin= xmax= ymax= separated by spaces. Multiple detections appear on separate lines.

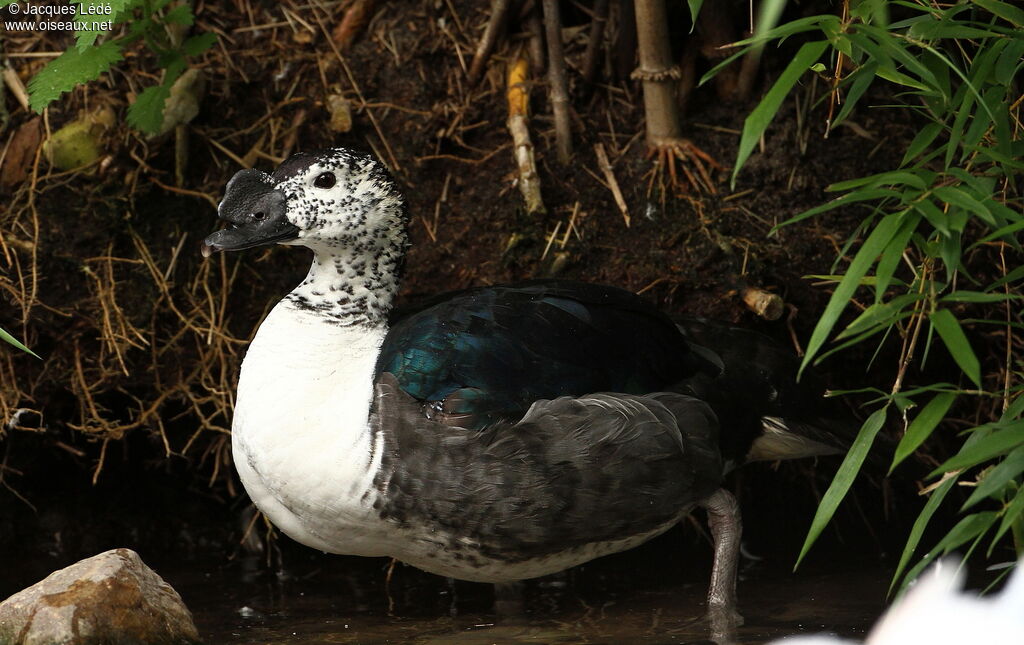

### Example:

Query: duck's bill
xmin=202 ymin=169 xmax=301 ymax=257
xmin=201 ymin=222 xmax=300 ymax=257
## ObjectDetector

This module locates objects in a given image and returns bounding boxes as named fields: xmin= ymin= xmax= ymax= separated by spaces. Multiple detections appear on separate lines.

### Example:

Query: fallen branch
xmin=507 ymin=55 xmax=545 ymax=215
xmin=741 ymin=285 xmax=784 ymax=321
xmin=468 ymin=0 xmax=513 ymax=86
xmin=594 ymin=143 xmax=629 ymax=227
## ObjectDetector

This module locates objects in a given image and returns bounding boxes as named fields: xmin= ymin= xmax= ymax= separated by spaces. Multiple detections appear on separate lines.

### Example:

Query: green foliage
xmin=27 ymin=41 xmax=124 ymax=112
xmin=0 ymin=327 xmax=40 ymax=359
xmin=712 ymin=1 xmax=1024 ymax=589
xmin=25 ymin=0 xmax=217 ymax=134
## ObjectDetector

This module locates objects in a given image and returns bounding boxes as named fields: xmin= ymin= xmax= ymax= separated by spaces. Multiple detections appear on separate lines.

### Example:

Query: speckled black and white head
xmin=270 ymin=149 xmax=408 ymax=254
xmin=203 ymin=148 xmax=410 ymax=327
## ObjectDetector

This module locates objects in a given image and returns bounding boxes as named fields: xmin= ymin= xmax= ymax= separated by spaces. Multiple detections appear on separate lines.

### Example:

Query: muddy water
xmin=169 ymin=552 xmax=886 ymax=644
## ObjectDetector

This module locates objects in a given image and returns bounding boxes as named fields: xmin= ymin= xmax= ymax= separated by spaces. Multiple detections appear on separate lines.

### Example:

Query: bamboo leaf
xmin=830 ymin=170 xmax=932 ymax=192
xmin=890 ymin=392 xmax=956 ymax=473
xmin=973 ymin=0 xmax=1024 ymax=27
xmin=840 ymin=293 xmax=926 ymax=340
xmin=933 ymin=186 xmax=995 ymax=226
xmin=801 ymin=212 xmax=904 ymax=375
xmin=992 ymin=486 xmax=1024 ymax=549
xmin=930 ymin=309 xmax=982 ymax=388
xmin=941 ymin=291 xmax=1022 ymax=303
xmin=901 ymin=123 xmax=943 ymax=167
xmin=0 ymin=327 xmax=40 ymax=358
xmin=732 ymin=40 xmax=829 ymax=187
xmin=774 ymin=189 xmax=899 ymax=231
xmin=796 ymin=406 xmax=888 ymax=568
xmin=875 ymin=212 xmax=920 ymax=300
xmin=686 ymin=0 xmax=704 ymax=31
xmin=898 ymin=511 xmax=998 ymax=594
xmin=930 ymin=421 xmax=1024 ymax=477
xmin=890 ymin=475 xmax=957 ymax=595
xmin=962 ymin=445 xmax=1024 ymax=510
xmin=833 ymin=62 xmax=878 ymax=127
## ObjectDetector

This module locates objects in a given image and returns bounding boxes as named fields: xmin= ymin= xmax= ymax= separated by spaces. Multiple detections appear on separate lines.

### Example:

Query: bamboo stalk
xmin=541 ymin=0 xmax=572 ymax=164
xmin=633 ymin=0 xmax=682 ymax=145
xmin=507 ymin=55 xmax=545 ymax=215
xmin=581 ymin=0 xmax=610 ymax=84
xmin=525 ymin=5 xmax=546 ymax=76
xmin=468 ymin=0 xmax=513 ymax=87
xmin=614 ymin=0 xmax=637 ymax=81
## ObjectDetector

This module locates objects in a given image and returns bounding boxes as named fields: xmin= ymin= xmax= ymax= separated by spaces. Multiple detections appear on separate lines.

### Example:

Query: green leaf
xmin=890 ymin=473 xmax=957 ymax=594
xmin=890 ymin=392 xmax=956 ymax=473
xmin=930 ymin=420 xmax=1024 ymax=477
xmin=995 ymin=38 xmax=1024 ymax=85
xmin=732 ymin=40 xmax=829 ymax=187
xmin=27 ymin=40 xmax=124 ymax=112
xmin=796 ymin=406 xmax=888 ymax=568
xmin=875 ymin=212 xmax=920 ymax=300
xmin=941 ymin=291 xmax=1022 ymax=304
xmin=832 ymin=62 xmax=878 ymax=127
xmin=973 ymin=0 xmax=1024 ymax=27
xmin=962 ymin=445 xmax=1024 ymax=510
xmin=899 ymin=511 xmax=998 ymax=594
xmin=686 ymin=0 xmax=704 ymax=32
xmin=831 ymin=170 xmax=932 ymax=192
xmin=970 ymin=216 xmax=1024 ymax=250
xmin=774 ymin=189 xmax=899 ymax=231
xmin=916 ymin=198 xmax=950 ymax=236
xmin=0 ymin=326 xmax=40 ymax=358
xmin=992 ymin=485 xmax=1024 ymax=549
xmin=933 ymin=186 xmax=995 ymax=227
xmin=163 ymin=3 xmax=194 ymax=25
xmin=987 ymin=264 xmax=1024 ymax=291
xmin=801 ymin=211 xmax=905 ymax=374
xmin=839 ymin=293 xmax=926 ymax=340
xmin=902 ymin=123 xmax=943 ymax=167
xmin=181 ymin=32 xmax=218 ymax=57
xmin=1005 ymin=394 xmax=1024 ymax=421
xmin=929 ymin=309 xmax=981 ymax=388
xmin=74 ymin=0 xmax=132 ymax=50
xmin=128 ymin=84 xmax=171 ymax=134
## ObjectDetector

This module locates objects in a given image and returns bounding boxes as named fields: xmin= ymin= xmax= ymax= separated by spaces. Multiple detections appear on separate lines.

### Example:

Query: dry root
xmin=644 ymin=138 xmax=723 ymax=196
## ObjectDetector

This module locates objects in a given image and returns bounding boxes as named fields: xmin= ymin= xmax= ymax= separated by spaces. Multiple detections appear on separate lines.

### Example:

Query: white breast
xmin=231 ymin=301 xmax=392 ymax=556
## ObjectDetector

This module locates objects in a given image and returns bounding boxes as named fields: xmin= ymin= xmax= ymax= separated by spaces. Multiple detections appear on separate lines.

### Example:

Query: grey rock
xmin=0 ymin=548 xmax=200 ymax=645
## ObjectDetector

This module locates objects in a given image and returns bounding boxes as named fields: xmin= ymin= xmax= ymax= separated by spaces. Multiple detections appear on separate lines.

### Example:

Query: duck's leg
xmin=699 ymin=488 xmax=743 ymax=641
xmin=494 ymin=581 xmax=526 ymax=618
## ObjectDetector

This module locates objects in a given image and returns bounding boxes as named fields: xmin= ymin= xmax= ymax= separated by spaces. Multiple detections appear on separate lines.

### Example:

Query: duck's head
xmin=202 ymin=148 xmax=407 ymax=257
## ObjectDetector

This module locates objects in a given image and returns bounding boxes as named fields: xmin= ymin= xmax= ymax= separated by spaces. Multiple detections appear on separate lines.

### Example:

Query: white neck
xmin=231 ymin=271 xmax=392 ymax=554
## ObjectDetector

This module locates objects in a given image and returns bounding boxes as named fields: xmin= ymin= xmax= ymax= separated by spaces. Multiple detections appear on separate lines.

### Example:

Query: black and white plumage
xmin=203 ymin=148 xmax=849 ymax=631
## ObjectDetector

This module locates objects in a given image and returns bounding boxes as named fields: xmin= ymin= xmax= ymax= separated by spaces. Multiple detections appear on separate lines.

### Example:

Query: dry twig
xmin=507 ymin=55 xmax=545 ymax=215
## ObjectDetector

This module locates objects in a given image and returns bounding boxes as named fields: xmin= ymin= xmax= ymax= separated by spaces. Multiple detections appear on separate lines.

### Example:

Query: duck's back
xmin=377 ymin=280 xmax=700 ymax=429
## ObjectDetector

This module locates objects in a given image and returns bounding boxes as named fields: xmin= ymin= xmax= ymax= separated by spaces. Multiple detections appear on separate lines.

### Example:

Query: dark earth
xmin=0 ymin=1 xmax=967 ymax=640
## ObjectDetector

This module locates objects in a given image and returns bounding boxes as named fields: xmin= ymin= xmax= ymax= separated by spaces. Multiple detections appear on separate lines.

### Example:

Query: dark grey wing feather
xmin=373 ymin=373 xmax=722 ymax=563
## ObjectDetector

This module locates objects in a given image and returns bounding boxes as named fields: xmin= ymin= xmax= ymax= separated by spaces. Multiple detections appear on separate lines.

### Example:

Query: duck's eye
xmin=314 ymin=172 xmax=336 ymax=189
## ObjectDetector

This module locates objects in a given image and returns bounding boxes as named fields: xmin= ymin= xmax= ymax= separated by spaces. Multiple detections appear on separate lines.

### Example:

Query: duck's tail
xmin=673 ymin=317 xmax=869 ymax=468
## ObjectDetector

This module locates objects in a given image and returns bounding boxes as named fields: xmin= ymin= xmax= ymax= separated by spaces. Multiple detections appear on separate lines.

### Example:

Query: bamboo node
xmin=631 ymin=65 xmax=683 ymax=82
